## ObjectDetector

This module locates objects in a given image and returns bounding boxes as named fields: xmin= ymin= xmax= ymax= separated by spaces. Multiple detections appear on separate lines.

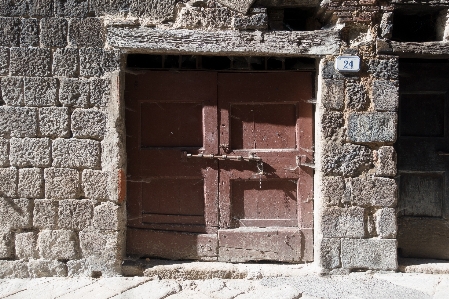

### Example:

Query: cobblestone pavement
xmin=1 ymin=272 xmax=449 ymax=299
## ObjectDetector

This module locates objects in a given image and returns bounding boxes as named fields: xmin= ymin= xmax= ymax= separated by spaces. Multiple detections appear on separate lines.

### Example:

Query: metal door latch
xmin=297 ymin=155 xmax=315 ymax=169
xmin=183 ymin=152 xmax=262 ymax=162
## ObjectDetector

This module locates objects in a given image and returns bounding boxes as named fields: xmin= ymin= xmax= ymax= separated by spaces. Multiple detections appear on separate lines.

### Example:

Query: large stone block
xmin=29 ymin=0 xmax=54 ymax=17
xmin=375 ymin=208 xmax=396 ymax=238
xmin=52 ymin=139 xmax=101 ymax=169
xmin=321 ymin=111 xmax=343 ymax=139
xmin=55 ymin=0 xmax=89 ymax=17
xmin=321 ymin=79 xmax=344 ymax=111
xmin=348 ymin=112 xmax=397 ymax=143
xmin=0 ymin=17 xmax=20 ymax=47
xmin=348 ymin=177 xmax=397 ymax=207
xmin=91 ymin=0 xmax=130 ymax=16
xmin=232 ymin=10 xmax=267 ymax=30
xmin=58 ymin=199 xmax=94 ymax=231
xmin=72 ymin=109 xmax=106 ymax=140
xmin=40 ymin=18 xmax=68 ymax=48
xmin=79 ymin=48 xmax=120 ymax=77
xmin=39 ymin=107 xmax=70 ymax=138
xmin=322 ymin=206 xmax=365 ymax=238
xmin=15 ymin=232 xmax=38 ymax=259
xmin=44 ymin=168 xmax=80 ymax=199
xmin=0 ymin=0 xmax=52 ymax=17
xmin=93 ymin=201 xmax=124 ymax=230
xmin=0 ymin=229 xmax=12 ymax=258
xmin=341 ymin=239 xmax=397 ymax=270
xmin=0 ymin=46 xmax=8 ymax=75
xmin=0 ymin=168 xmax=17 ymax=197
xmin=24 ymin=77 xmax=58 ymax=107
xmin=319 ymin=238 xmax=340 ymax=269
xmin=321 ymin=143 xmax=372 ymax=176
xmin=321 ymin=60 xmax=344 ymax=80
xmin=82 ymin=170 xmax=109 ymax=200
xmin=375 ymin=146 xmax=396 ymax=177
xmin=27 ymin=259 xmax=67 ymax=278
xmin=174 ymin=6 xmax=236 ymax=30
xmin=53 ymin=48 xmax=78 ymax=77
xmin=79 ymin=228 xmax=121 ymax=257
xmin=0 ymin=107 xmax=38 ymax=138
xmin=321 ymin=176 xmax=345 ymax=206
xmin=0 ymin=260 xmax=30 ymax=278
xmin=130 ymin=0 xmax=175 ymax=21
xmin=20 ymin=18 xmax=39 ymax=47
xmin=10 ymin=137 xmax=51 ymax=167
xmin=18 ymin=168 xmax=43 ymax=198
xmin=345 ymin=80 xmax=368 ymax=111
xmin=372 ymin=80 xmax=399 ymax=111
xmin=10 ymin=48 xmax=51 ymax=77
xmin=59 ymin=78 xmax=90 ymax=108
xmin=217 ymin=0 xmax=255 ymax=14
xmin=37 ymin=230 xmax=78 ymax=260
xmin=368 ymin=57 xmax=399 ymax=80
xmin=0 ymin=137 xmax=8 ymax=167
xmin=33 ymin=199 xmax=58 ymax=229
xmin=90 ymin=78 xmax=111 ymax=107
xmin=0 ymin=198 xmax=32 ymax=229
xmin=69 ymin=18 xmax=105 ymax=47
xmin=1 ymin=77 xmax=24 ymax=106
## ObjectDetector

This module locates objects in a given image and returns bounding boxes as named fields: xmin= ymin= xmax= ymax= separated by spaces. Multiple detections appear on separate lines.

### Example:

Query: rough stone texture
xmin=375 ymin=208 xmax=397 ymax=239
xmin=15 ymin=232 xmax=38 ymax=259
xmin=321 ymin=79 xmax=344 ymax=111
xmin=232 ymin=12 xmax=267 ymax=30
xmin=348 ymin=112 xmax=397 ymax=143
xmin=52 ymin=138 xmax=101 ymax=169
xmin=322 ymin=206 xmax=365 ymax=238
xmin=0 ymin=168 xmax=17 ymax=197
xmin=0 ymin=46 xmax=8 ymax=75
xmin=375 ymin=146 xmax=396 ymax=177
xmin=130 ymin=0 xmax=175 ymax=21
xmin=0 ymin=198 xmax=32 ymax=229
xmin=0 ymin=17 xmax=20 ymax=47
xmin=321 ymin=176 xmax=345 ymax=206
xmin=55 ymin=0 xmax=89 ymax=17
xmin=10 ymin=137 xmax=51 ymax=167
xmin=24 ymin=77 xmax=58 ymax=107
xmin=18 ymin=168 xmax=43 ymax=198
xmin=372 ymin=80 xmax=399 ymax=111
xmin=348 ymin=177 xmax=397 ymax=207
xmin=59 ymin=78 xmax=90 ymax=108
xmin=321 ymin=111 xmax=344 ymax=139
xmin=90 ymin=78 xmax=111 ymax=107
xmin=79 ymin=48 xmax=120 ymax=77
xmin=1 ymin=77 xmax=23 ymax=106
xmin=27 ymin=259 xmax=67 ymax=278
xmin=321 ymin=59 xmax=344 ymax=80
xmin=0 ymin=0 xmax=53 ymax=17
xmin=82 ymin=170 xmax=109 ymax=200
xmin=345 ymin=80 xmax=368 ymax=111
xmin=40 ymin=18 xmax=68 ymax=48
xmin=20 ymin=18 xmax=39 ymax=47
xmin=0 ymin=229 xmax=12 ymax=258
xmin=39 ymin=107 xmax=70 ymax=138
xmin=0 ymin=107 xmax=37 ymax=137
xmin=217 ymin=0 xmax=255 ymax=14
xmin=380 ymin=12 xmax=393 ymax=39
xmin=0 ymin=260 xmax=29 ymax=278
xmin=322 ymin=143 xmax=372 ymax=176
xmin=319 ymin=238 xmax=341 ymax=269
xmin=93 ymin=201 xmax=124 ymax=230
xmin=37 ymin=230 xmax=78 ymax=260
xmin=33 ymin=199 xmax=58 ymax=229
xmin=58 ymin=199 xmax=94 ymax=231
xmin=10 ymin=47 xmax=51 ymax=77
xmin=341 ymin=239 xmax=397 ymax=270
xmin=0 ymin=137 xmax=8 ymax=166
xmin=368 ymin=58 xmax=399 ymax=80
xmin=69 ymin=18 xmax=105 ymax=47
xmin=44 ymin=168 xmax=80 ymax=199
xmin=53 ymin=48 xmax=79 ymax=77
xmin=72 ymin=109 xmax=107 ymax=140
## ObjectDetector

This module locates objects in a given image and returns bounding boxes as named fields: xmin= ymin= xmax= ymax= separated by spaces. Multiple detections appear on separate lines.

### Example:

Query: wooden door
xmin=397 ymin=60 xmax=449 ymax=259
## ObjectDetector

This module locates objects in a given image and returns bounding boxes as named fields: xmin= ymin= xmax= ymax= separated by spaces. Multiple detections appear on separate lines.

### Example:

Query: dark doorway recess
xmin=397 ymin=59 xmax=449 ymax=260
xmin=392 ymin=7 xmax=444 ymax=42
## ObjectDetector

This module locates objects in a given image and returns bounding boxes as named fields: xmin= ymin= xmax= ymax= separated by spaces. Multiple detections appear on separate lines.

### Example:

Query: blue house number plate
xmin=335 ymin=56 xmax=361 ymax=72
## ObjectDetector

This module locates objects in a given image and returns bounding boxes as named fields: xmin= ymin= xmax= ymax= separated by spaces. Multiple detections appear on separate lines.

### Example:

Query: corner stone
xmin=341 ymin=239 xmax=397 ymax=270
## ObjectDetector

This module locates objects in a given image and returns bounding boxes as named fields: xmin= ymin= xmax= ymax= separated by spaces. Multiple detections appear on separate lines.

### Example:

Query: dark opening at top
xmin=392 ymin=8 xmax=443 ymax=42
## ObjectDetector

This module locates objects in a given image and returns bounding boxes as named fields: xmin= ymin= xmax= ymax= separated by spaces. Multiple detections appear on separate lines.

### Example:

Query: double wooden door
xmin=125 ymin=71 xmax=313 ymax=262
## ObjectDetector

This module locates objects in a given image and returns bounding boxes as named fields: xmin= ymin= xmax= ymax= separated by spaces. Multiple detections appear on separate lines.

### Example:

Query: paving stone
xmin=0 ymin=107 xmax=38 ymax=137
xmin=0 ymin=168 xmax=17 ymax=197
xmin=52 ymin=138 xmax=101 ymax=169
xmin=348 ymin=177 xmax=397 ymax=207
xmin=10 ymin=137 xmax=51 ymax=167
xmin=79 ymin=48 xmax=120 ymax=77
xmin=39 ymin=107 xmax=70 ymax=138
xmin=93 ymin=201 xmax=124 ymax=230
xmin=0 ymin=17 xmax=20 ymax=46
xmin=165 ymin=290 xmax=213 ymax=299
xmin=321 ymin=143 xmax=372 ymax=176
xmin=58 ymin=199 xmax=94 ymax=231
xmin=319 ymin=238 xmax=341 ymax=269
xmin=53 ymin=48 xmax=79 ymax=77
xmin=55 ymin=0 xmax=89 ymax=17
xmin=1 ymin=77 xmax=24 ymax=106
xmin=20 ymin=18 xmax=39 ymax=47
xmin=40 ymin=18 xmax=68 ymax=47
xmin=322 ymin=206 xmax=365 ymax=238
xmin=112 ymin=280 xmax=181 ymax=299
xmin=69 ymin=18 xmax=105 ymax=47
xmin=345 ymin=80 xmax=368 ymax=111
xmin=348 ymin=112 xmax=397 ymax=143
xmin=0 ymin=229 xmax=13 ymax=258
xmin=90 ymin=78 xmax=111 ymax=107
xmin=18 ymin=168 xmax=43 ymax=198
xmin=321 ymin=79 xmax=344 ymax=111
xmin=72 ymin=109 xmax=107 ymax=140
xmin=375 ymin=208 xmax=396 ymax=238
xmin=321 ymin=176 xmax=345 ymax=206
xmin=56 ymin=278 xmax=148 ymax=298
xmin=33 ymin=199 xmax=58 ymax=229
xmin=130 ymin=0 xmax=175 ymax=21
xmin=44 ymin=168 xmax=80 ymax=199
xmin=27 ymin=259 xmax=67 ymax=278
xmin=368 ymin=57 xmax=399 ymax=80
xmin=375 ymin=146 xmax=396 ymax=177
xmin=24 ymin=77 xmax=58 ymax=107
xmin=15 ymin=232 xmax=38 ymax=259
xmin=0 ymin=46 xmax=8 ymax=75
xmin=372 ymin=80 xmax=399 ymax=111
xmin=82 ymin=170 xmax=109 ymax=200
xmin=0 ymin=137 xmax=8 ymax=166
xmin=37 ymin=229 xmax=78 ymax=260
xmin=10 ymin=47 xmax=51 ymax=77
xmin=233 ymin=285 xmax=301 ymax=299
xmin=59 ymin=78 xmax=90 ymax=108
xmin=0 ymin=198 xmax=32 ymax=229
xmin=341 ymin=239 xmax=397 ymax=270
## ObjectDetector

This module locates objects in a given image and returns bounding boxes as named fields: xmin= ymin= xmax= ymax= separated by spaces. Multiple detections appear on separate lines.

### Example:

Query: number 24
xmin=344 ymin=60 xmax=354 ymax=69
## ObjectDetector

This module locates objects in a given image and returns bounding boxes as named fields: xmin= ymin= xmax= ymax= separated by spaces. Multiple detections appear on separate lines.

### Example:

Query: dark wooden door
xmin=397 ymin=60 xmax=449 ymax=259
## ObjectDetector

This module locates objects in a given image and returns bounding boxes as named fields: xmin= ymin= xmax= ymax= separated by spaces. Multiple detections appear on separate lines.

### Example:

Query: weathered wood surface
xmin=107 ymin=27 xmax=340 ymax=56
xmin=378 ymin=39 xmax=449 ymax=58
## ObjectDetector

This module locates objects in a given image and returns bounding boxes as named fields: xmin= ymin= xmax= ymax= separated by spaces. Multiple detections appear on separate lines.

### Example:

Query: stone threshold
xmin=398 ymin=258 xmax=449 ymax=274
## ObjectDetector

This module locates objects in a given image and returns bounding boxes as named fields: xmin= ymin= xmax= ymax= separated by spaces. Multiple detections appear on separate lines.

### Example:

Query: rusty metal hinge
xmin=183 ymin=152 xmax=262 ymax=162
